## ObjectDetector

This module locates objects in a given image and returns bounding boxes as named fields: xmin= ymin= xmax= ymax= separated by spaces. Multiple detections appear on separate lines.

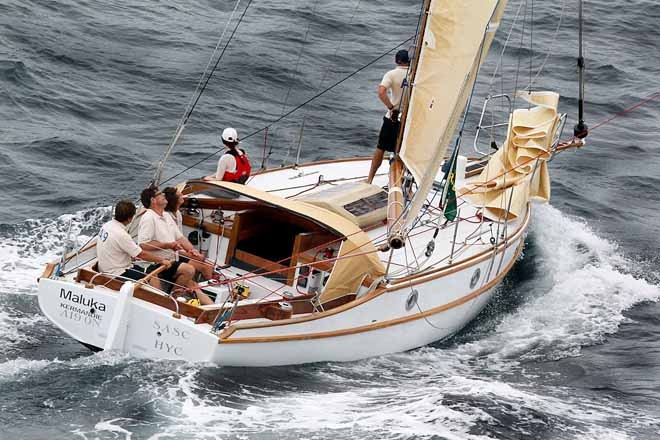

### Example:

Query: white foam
xmin=0 ymin=357 xmax=60 ymax=381
xmin=2 ymin=203 xmax=659 ymax=439
xmin=115 ymin=203 xmax=660 ymax=439
xmin=94 ymin=418 xmax=134 ymax=439
xmin=139 ymin=367 xmax=495 ymax=440
xmin=450 ymin=204 xmax=660 ymax=367
xmin=0 ymin=310 xmax=45 ymax=353
xmin=0 ymin=207 xmax=108 ymax=296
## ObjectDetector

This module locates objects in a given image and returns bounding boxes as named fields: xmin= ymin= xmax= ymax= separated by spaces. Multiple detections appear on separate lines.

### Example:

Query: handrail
xmin=473 ymin=94 xmax=512 ymax=156
xmin=136 ymin=264 xmax=169 ymax=285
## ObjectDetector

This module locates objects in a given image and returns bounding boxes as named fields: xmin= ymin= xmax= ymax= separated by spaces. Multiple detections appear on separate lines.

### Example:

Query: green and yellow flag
xmin=441 ymin=147 xmax=459 ymax=221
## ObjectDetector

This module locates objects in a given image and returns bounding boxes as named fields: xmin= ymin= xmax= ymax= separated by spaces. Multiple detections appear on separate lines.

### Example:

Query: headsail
xmin=398 ymin=0 xmax=508 ymax=227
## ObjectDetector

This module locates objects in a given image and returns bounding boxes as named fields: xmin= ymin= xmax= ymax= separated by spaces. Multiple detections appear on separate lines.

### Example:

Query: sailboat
xmin=37 ymin=0 xmax=587 ymax=366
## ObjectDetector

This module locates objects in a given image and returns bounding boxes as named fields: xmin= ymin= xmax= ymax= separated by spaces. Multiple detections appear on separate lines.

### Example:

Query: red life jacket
xmin=222 ymin=149 xmax=251 ymax=184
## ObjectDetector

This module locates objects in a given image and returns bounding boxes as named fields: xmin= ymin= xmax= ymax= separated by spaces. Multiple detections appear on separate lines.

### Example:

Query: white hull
xmin=38 ymin=171 xmax=527 ymax=366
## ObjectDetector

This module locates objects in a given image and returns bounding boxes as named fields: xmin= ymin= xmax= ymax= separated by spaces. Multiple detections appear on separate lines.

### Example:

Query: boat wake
xmin=0 ymin=204 xmax=659 ymax=439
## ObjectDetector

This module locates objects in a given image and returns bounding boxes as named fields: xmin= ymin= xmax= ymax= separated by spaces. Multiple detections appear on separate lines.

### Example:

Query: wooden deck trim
xmin=74 ymin=267 xmax=204 ymax=319
xmin=234 ymin=250 xmax=288 ymax=274
xmin=219 ymin=237 xmax=524 ymax=343
xmin=181 ymin=214 xmax=233 ymax=238
xmin=225 ymin=213 xmax=242 ymax=265
xmin=217 ymin=205 xmax=531 ymax=338
xmin=38 ymin=263 xmax=58 ymax=281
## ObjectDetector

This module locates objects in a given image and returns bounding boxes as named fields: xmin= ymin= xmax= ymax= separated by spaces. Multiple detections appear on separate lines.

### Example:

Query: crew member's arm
xmin=378 ymin=85 xmax=394 ymax=111
xmin=175 ymin=238 xmax=202 ymax=259
xmin=117 ymin=232 xmax=171 ymax=267
xmin=137 ymin=215 xmax=181 ymax=253
xmin=136 ymin=249 xmax=171 ymax=267
xmin=172 ymin=223 xmax=203 ymax=258
xmin=203 ymin=155 xmax=232 ymax=181
xmin=140 ymin=239 xmax=183 ymax=253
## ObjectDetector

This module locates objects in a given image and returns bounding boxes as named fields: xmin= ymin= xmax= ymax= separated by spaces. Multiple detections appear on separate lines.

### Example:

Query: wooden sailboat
xmin=37 ymin=0 xmax=586 ymax=366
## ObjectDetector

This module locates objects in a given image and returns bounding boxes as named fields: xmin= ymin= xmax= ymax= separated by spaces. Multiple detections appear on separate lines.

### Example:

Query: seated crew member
xmin=163 ymin=186 xmax=213 ymax=280
xmin=203 ymin=127 xmax=251 ymax=184
xmin=367 ymin=49 xmax=410 ymax=184
xmin=96 ymin=200 xmax=171 ymax=289
xmin=138 ymin=186 xmax=213 ymax=305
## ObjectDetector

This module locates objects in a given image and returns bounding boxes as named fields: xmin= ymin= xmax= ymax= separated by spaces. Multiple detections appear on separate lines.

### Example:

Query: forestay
xmin=463 ymin=91 xmax=560 ymax=220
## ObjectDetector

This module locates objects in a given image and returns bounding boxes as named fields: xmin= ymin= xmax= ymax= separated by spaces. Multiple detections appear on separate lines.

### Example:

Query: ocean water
xmin=1 ymin=0 xmax=660 ymax=439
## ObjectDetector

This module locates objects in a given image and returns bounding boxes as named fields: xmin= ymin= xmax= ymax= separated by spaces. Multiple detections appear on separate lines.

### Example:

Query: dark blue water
xmin=1 ymin=1 xmax=659 ymax=438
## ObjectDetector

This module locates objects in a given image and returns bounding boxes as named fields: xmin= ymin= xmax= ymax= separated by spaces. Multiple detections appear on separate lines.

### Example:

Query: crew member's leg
xmin=367 ymin=117 xmax=397 ymax=184
xmin=367 ymin=148 xmax=385 ymax=184
xmin=175 ymin=262 xmax=213 ymax=305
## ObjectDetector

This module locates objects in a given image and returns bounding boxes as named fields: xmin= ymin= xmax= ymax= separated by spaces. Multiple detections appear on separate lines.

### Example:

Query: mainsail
xmin=398 ymin=0 xmax=508 ymax=227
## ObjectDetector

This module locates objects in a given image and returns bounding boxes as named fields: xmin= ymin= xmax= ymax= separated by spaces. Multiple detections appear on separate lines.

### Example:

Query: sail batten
xmin=399 ymin=0 xmax=508 ymax=227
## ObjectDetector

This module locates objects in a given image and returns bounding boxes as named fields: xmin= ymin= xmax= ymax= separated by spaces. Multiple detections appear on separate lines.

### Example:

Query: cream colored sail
xmin=462 ymin=91 xmax=560 ymax=221
xmin=399 ymin=0 xmax=508 ymax=227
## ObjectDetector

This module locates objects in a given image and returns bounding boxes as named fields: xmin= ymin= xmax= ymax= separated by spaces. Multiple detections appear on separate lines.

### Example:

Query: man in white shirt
xmin=138 ymin=186 xmax=213 ymax=305
xmin=367 ymin=49 xmax=410 ymax=184
xmin=96 ymin=200 xmax=171 ymax=289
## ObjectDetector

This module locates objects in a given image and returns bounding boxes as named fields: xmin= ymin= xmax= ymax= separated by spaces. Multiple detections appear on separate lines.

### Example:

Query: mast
xmin=387 ymin=0 xmax=432 ymax=249
xmin=573 ymin=0 xmax=588 ymax=139
xmin=387 ymin=0 xmax=508 ymax=249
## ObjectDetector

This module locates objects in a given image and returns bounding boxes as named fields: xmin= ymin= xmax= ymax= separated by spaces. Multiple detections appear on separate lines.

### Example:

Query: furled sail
xmin=399 ymin=0 xmax=508 ymax=226
xmin=462 ymin=91 xmax=560 ymax=220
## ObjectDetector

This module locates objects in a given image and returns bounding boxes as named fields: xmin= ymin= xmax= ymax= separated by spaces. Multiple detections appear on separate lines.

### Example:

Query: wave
xmin=23 ymin=204 xmax=654 ymax=439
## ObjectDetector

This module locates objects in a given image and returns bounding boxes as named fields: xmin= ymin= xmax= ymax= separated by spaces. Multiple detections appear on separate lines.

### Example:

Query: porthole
xmin=405 ymin=290 xmax=419 ymax=311
xmin=470 ymin=268 xmax=481 ymax=289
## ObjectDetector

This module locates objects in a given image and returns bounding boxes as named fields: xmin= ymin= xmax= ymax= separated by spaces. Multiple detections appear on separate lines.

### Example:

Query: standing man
xmin=367 ymin=49 xmax=410 ymax=184
xmin=138 ymin=186 xmax=213 ymax=305
xmin=96 ymin=200 xmax=171 ymax=289
xmin=203 ymin=127 xmax=251 ymax=184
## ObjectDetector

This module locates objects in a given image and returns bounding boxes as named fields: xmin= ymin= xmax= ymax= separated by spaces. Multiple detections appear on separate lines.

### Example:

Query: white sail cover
xmin=399 ymin=0 xmax=507 ymax=226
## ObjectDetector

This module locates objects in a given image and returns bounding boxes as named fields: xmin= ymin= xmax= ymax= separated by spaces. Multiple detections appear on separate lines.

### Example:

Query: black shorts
xmin=377 ymin=116 xmax=401 ymax=152
xmin=147 ymin=261 xmax=183 ymax=290
xmin=119 ymin=265 xmax=148 ymax=281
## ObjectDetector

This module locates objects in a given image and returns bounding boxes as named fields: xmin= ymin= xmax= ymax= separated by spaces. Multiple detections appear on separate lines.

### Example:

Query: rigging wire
xmin=62 ymin=90 xmax=660 ymax=283
xmin=529 ymin=0 xmax=534 ymax=89
xmin=407 ymin=0 xmax=499 ymax=233
xmin=270 ymin=0 xmax=365 ymax=168
xmin=154 ymin=0 xmax=254 ymax=185
xmin=159 ymin=36 xmax=416 ymax=187
xmin=527 ymin=0 xmax=565 ymax=90
xmin=511 ymin=0 xmax=528 ymax=108
xmin=179 ymin=0 xmax=245 ymax=130
xmin=276 ymin=0 xmax=322 ymax=167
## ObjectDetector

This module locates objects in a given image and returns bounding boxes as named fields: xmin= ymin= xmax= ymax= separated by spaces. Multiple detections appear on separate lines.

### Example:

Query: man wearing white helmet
xmin=204 ymin=127 xmax=251 ymax=184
